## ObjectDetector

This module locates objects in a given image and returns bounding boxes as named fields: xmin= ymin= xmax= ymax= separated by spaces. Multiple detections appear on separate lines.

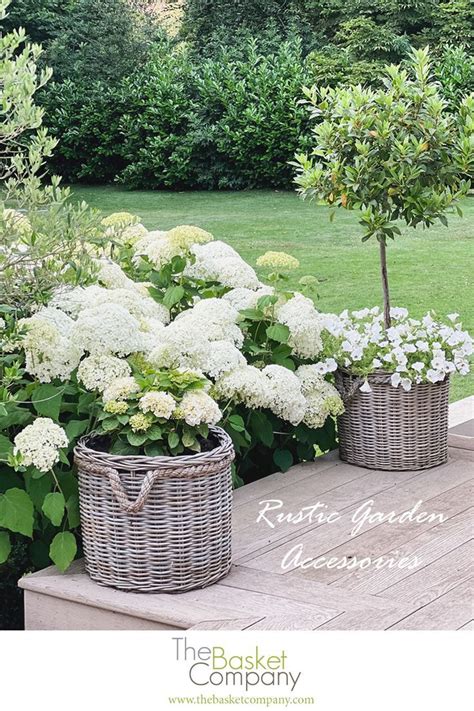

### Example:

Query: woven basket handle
xmin=337 ymin=377 xmax=363 ymax=403
xmin=104 ymin=467 xmax=161 ymax=513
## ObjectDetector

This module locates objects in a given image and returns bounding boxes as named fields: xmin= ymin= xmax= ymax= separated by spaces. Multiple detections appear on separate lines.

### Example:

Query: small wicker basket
xmin=74 ymin=426 xmax=234 ymax=593
xmin=335 ymin=369 xmax=449 ymax=471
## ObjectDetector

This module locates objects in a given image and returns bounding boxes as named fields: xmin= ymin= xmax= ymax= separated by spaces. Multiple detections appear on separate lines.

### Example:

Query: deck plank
xmin=233 ymin=463 xmax=426 ymax=562
xmin=302 ymin=481 xmax=473 ymax=587
xmin=378 ymin=541 xmax=474 ymax=606
xmin=19 ymin=403 xmax=474 ymax=631
xmin=243 ymin=458 xmax=473 ymax=575
xmin=388 ymin=579 xmax=473 ymax=630
xmin=333 ymin=507 xmax=473 ymax=594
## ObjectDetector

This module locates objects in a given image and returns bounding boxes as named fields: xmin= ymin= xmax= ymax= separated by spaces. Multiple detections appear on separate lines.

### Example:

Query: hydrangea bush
xmin=0 ymin=217 xmax=344 ymax=574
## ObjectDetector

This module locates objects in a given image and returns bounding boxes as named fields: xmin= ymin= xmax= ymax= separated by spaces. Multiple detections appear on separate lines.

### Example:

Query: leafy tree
xmin=435 ymin=45 xmax=474 ymax=110
xmin=46 ymin=0 xmax=157 ymax=84
xmin=0 ymin=0 xmax=55 ymax=200
xmin=181 ymin=0 xmax=312 ymax=55
xmin=0 ymin=0 xmax=103 ymax=310
xmin=294 ymin=48 xmax=473 ymax=328
xmin=0 ymin=0 xmax=71 ymax=46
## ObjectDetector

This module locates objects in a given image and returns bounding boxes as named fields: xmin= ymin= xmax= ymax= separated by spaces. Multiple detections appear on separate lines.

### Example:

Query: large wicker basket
xmin=335 ymin=369 xmax=450 ymax=471
xmin=74 ymin=426 xmax=234 ymax=593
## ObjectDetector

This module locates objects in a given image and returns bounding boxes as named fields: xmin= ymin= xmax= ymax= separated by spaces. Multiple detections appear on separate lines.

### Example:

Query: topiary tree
xmin=294 ymin=47 xmax=473 ymax=328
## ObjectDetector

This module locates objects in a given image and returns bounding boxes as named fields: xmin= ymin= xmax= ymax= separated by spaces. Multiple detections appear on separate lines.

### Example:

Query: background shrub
xmin=5 ymin=0 xmax=474 ymax=188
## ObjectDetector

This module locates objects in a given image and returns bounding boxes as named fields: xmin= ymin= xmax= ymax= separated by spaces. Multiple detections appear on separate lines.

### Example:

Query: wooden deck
xmin=20 ymin=399 xmax=474 ymax=631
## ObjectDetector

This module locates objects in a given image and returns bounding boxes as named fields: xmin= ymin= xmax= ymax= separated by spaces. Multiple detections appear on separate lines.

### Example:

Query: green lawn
xmin=72 ymin=186 xmax=474 ymax=402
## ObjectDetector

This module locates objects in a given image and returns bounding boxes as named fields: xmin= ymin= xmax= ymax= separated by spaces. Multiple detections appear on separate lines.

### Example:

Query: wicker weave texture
xmin=74 ymin=426 xmax=234 ymax=593
xmin=335 ymin=370 xmax=449 ymax=471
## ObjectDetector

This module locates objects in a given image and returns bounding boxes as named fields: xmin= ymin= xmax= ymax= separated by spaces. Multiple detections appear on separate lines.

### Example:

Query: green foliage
xmin=1 ymin=0 xmax=72 ymax=47
xmin=295 ymin=48 xmax=473 ymax=239
xmin=434 ymin=45 xmax=474 ymax=110
xmin=5 ymin=0 xmax=474 ymax=189
xmin=49 ymin=531 xmax=77 ymax=571
xmin=0 ymin=0 xmax=55 ymax=198
xmin=181 ymin=0 xmax=312 ymax=55
xmin=53 ymin=39 xmax=312 ymax=189
xmin=41 ymin=80 xmax=128 ymax=183
xmin=46 ymin=0 xmax=157 ymax=85
xmin=294 ymin=47 xmax=473 ymax=326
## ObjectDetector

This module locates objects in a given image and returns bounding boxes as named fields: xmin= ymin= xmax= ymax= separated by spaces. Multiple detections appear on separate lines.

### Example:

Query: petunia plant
xmin=294 ymin=47 xmax=473 ymax=329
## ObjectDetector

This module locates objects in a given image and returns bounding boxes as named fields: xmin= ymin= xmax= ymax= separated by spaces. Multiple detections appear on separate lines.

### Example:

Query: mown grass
xmin=72 ymin=186 xmax=474 ymax=401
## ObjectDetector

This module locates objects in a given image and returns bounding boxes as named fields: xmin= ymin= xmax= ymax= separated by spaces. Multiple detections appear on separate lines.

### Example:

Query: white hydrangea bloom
xmin=96 ymin=260 xmax=136 ymax=290
xmin=102 ymin=376 xmax=140 ymax=403
xmin=20 ymin=314 xmax=82 ymax=383
xmin=133 ymin=231 xmax=180 ymax=269
xmin=214 ymin=364 xmax=270 ymax=410
xmin=14 ymin=418 xmax=68 ymax=472
xmin=256 ymin=251 xmax=299 ymax=271
xmin=71 ymin=304 xmax=144 ymax=356
xmin=50 ymin=285 xmax=106 ymax=317
xmin=177 ymin=390 xmax=222 ymax=427
xmin=205 ymin=340 xmax=246 ymax=379
xmin=223 ymin=286 xmax=273 ymax=312
xmin=95 ymin=287 xmax=170 ymax=324
xmin=77 ymin=354 xmax=132 ymax=392
xmin=32 ymin=307 xmax=74 ymax=336
xmin=175 ymin=298 xmax=243 ymax=346
xmin=101 ymin=212 xmax=137 ymax=229
xmin=149 ymin=321 xmax=212 ymax=370
xmin=138 ymin=317 xmax=166 ymax=353
xmin=296 ymin=364 xmax=344 ymax=428
xmin=139 ymin=391 xmax=175 ymax=419
xmin=262 ymin=364 xmax=306 ymax=425
xmin=276 ymin=293 xmax=323 ymax=359
xmin=167 ymin=225 xmax=213 ymax=250
xmin=121 ymin=223 xmax=148 ymax=243
xmin=185 ymin=241 xmax=260 ymax=289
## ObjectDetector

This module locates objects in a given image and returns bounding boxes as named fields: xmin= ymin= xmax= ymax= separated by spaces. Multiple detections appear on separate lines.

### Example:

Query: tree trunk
xmin=379 ymin=237 xmax=391 ymax=329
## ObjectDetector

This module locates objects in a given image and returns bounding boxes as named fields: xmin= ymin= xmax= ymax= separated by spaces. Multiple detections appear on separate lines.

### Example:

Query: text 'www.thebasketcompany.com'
xmin=168 ymin=694 xmax=315 ymax=706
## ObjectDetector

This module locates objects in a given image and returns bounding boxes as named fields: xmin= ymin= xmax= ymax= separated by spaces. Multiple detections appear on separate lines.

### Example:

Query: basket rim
xmin=74 ymin=424 xmax=234 ymax=471
xmin=337 ymin=366 xmax=450 ymax=384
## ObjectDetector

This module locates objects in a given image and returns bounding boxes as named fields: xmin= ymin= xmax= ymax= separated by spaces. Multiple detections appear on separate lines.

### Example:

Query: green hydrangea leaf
xmin=266 ymin=324 xmax=290 ymax=343
xmin=42 ymin=492 xmax=66 ymax=527
xmin=0 ymin=531 xmax=12 ymax=564
xmin=168 ymin=431 xmax=180 ymax=449
xmin=0 ymin=488 xmax=34 ymax=537
xmin=66 ymin=494 xmax=81 ymax=529
xmin=49 ymin=531 xmax=77 ymax=572
xmin=0 ymin=434 xmax=13 ymax=461
xmin=162 ymin=284 xmax=185 ymax=308
xmin=31 ymin=384 xmax=63 ymax=420
xmin=273 ymin=448 xmax=293 ymax=473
